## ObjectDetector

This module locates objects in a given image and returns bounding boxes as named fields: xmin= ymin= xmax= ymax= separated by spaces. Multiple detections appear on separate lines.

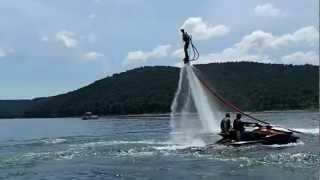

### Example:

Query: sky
xmin=0 ymin=0 xmax=319 ymax=99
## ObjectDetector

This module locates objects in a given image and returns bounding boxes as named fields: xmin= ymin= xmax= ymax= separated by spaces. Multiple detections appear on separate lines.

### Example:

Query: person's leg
xmin=184 ymin=44 xmax=189 ymax=60
xmin=236 ymin=131 xmax=241 ymax=141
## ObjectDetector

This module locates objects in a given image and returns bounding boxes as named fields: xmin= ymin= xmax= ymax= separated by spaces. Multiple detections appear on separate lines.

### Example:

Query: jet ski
xmin=216 ymin=125 xmax=299 ymax=146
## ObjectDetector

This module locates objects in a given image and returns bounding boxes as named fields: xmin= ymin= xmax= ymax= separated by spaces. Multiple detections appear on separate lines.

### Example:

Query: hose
xmin=192 ymin=66 xmax=270 ymax=125
xmin=191 ymin=66 xmax=303 ymax=134
xmin=188 ymin=35 xmax=199 ymax=61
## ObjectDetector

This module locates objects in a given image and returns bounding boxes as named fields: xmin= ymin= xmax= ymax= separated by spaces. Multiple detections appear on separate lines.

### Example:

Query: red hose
xmin=191 ymin=66 xmax=270 ymax=125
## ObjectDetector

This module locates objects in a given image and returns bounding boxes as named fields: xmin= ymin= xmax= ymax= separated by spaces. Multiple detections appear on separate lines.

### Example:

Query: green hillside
xmin=0 ymin=62 xmax=318 ymax=118
xmin=0 ymin=100 xmax=33 ymax=118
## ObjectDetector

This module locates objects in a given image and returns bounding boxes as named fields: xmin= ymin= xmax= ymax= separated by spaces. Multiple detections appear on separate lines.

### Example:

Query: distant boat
xmin=82 ymin=112 xmax=99 ymax=120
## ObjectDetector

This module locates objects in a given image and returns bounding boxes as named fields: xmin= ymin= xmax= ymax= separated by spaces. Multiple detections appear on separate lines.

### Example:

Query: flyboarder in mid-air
xmin=180 ymin=29 xmax=191 ymax=64
xmin=180 ymin=29 xmax=199 ymax=64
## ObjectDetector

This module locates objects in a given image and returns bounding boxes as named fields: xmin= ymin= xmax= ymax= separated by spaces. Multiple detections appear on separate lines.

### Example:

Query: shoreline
xmin=0 ymin=109 xmax=318 ymax=120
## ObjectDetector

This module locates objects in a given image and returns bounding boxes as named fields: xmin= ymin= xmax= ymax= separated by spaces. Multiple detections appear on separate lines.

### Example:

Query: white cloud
xmin=126 ymin=51 xmax=147 ymax=63
xmin=0 ymin=48 xmax=15 ymax=58
xmin=0 ymin=49 xmax=6 ymax=58
xmin=41 ymin=36 xmax=49 ymax=42
xmin=234 ymin=26 xmax=319 ymax=52
xmin=88 ymin=13 xmax=96 ymax=19
xmin=151 ymin=45 xmax=171 ymax=58
xmin=234 ymin=30 xmax=274 ymax=52
xmin=292 ymin=26 xmax=320 ymax=46
xmin=195 ymin=49 xmax=271 ymax=65
xmin=55 ymin=30 xmax=78 ymax=48
xmin=171 ymin=47 xmax=270 ymax=65
xmin=82 ymin=51 xmax=104 ymax=60
xmin=179 ymin=26 xmax=319 ymax=65
xmin=254 ymin=3 xmax=280 ymax=17
xmin=171 ymin=48 xmax=184 ymax=59
xmin=181 ymin=17 xmax=230 ymax=40
xmin=281 ymin=51 xmax=319 ymax=65
xmin=124 ymin=44 xmax=171 ymax=64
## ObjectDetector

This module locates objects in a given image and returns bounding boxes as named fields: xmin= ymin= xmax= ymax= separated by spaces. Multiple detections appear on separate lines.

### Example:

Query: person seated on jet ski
xmin=220 ymin=113 xmax=231 ymax=135
xmin=233 ymin=114 xmax=261 ymax=141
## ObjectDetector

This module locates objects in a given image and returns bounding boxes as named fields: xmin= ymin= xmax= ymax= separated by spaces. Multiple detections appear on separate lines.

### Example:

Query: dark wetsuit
xmin=182 ymin=32 xmax=191 ymax=63
xmin=233 ymin=119 xmax=245 ymax=132
xmin=233 ymin=118 xmax=244 ymax=140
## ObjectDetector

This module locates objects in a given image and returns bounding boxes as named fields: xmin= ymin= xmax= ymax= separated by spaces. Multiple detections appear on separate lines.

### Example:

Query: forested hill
xmin=0 ymin=62 xmax=318 ymax=118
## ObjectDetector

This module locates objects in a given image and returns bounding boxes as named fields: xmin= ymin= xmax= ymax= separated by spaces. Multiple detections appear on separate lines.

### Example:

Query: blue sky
xmin=0 ymin=0 xmax=319 ymax=99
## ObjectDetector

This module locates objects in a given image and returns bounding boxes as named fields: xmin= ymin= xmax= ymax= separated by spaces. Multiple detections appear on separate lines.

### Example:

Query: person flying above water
xmin=180 ymin=29 xmax=191 ymax=64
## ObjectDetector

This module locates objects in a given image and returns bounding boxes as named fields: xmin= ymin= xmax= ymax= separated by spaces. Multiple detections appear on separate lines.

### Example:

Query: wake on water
xmin=170 ymin=65 xmax=225 ymax=146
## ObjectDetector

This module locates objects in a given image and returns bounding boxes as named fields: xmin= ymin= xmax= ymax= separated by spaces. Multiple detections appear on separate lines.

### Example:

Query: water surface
xmin=0 ymin=111 xmax=319 ymax=180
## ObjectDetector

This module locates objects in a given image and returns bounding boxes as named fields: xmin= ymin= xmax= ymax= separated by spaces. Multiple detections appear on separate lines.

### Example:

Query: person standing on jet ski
xmin=233 ymin=113 xmax=261 ymax=141
xmin=233 ymin=114 xmax=245 ymax=141
xmin=220 ymin=113 xmax=231 ymax=134
xmin=180 ymin=29 xmax=191 ymax=64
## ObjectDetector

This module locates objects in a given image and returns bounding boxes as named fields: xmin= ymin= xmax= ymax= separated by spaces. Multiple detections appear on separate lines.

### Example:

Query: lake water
xmin=0 ymin=111 xmax=319 ymax=180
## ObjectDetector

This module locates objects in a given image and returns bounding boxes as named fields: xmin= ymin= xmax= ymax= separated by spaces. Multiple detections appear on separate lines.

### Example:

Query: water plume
xmin=170 ymin=64 xmax=225 ymax=146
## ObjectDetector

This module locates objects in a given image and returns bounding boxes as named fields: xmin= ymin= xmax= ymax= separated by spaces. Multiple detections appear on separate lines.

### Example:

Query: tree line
xmin=0 ymin=62 xmax=318 ymax=118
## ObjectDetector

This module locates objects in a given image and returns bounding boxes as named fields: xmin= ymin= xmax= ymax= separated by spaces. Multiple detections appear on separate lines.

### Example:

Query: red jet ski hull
xmin=216 ymin=127 xmax=299 ymax=146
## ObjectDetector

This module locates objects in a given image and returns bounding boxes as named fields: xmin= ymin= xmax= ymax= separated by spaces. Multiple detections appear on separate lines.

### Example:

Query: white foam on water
xmin=152 ymin=145 xmax=188 ymax=151
xmin=292 ymin=128 xmax=319 ymax=135
xmin=263 ymin=152 xmax=320 ymax=166
xmin=69 ymin=140 xmax=170 ymax=149
xmin=22 ymin=151 xmax=77 ymax=161
xmin=170 ymin=65 xmax=224 ymax=146
xmin=265 ymin=141 xmax=305 ymax=148
xmin=117 ymin=148 xmax=155 ymax=157
xmin=23 ymin=152 xmax=51 ymax=158
xmin=41 ymin=138 xmax=67 ymax=144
